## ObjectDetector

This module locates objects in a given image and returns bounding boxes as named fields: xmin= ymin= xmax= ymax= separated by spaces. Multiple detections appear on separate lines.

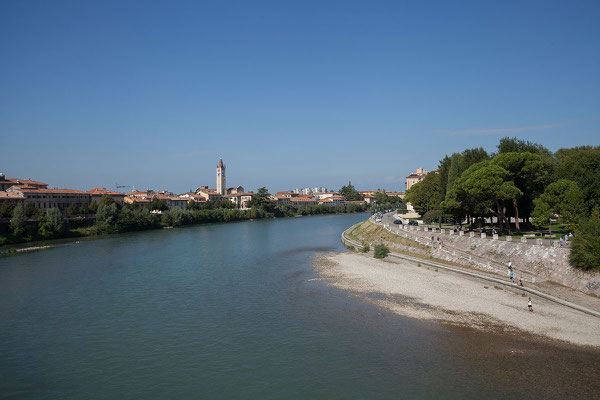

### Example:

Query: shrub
xmin=38 ymin=208 xmax=67 ymax=238
xmin=373 ymin=243 xmax=390 ymax=259
xmin=570 ymin=210 xmax=600 ymax=270
xmin=360 ymin=243 xmax=370 ymax=253
xmin=346 ymin=245 xmax=355 ymax=251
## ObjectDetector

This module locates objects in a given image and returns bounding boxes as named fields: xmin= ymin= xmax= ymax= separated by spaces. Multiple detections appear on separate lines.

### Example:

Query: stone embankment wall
xmin=370 ymin=218 xmax=600 ymax=296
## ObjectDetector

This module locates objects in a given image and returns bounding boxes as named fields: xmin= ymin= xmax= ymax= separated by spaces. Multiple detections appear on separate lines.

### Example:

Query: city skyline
xmin=2 ymin=1 xmax=599 ymax=193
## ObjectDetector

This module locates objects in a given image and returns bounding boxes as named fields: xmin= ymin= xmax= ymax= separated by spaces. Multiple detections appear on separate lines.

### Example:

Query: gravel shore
xmin=314 ymin=251 xmax=600 ymax=347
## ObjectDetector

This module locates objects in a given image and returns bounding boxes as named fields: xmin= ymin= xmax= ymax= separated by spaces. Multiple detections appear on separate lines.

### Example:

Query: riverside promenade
xmin=341 ymin=214 xmax=600 ymax=319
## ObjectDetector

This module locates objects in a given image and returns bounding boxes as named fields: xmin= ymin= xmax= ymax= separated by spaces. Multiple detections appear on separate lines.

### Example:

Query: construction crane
xmin=116 ymin=183 xmax=132 ymax=192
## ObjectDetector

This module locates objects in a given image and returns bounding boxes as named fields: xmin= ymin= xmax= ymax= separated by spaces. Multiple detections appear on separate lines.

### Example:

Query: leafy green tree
xmin=0 ymin=201 xmax=15 ymax=218
xmin=339 ymin=181 xmax=363 ymax=201
xmin=186 ymin=199 xmax=201 ymax=210
xmin=405 ymin=172 xmax=441 ymax=215
xmin=99 ymin=194 xmax=117 ymax=207
xmin=94 ymin=203 xmax=120 ymax=233
xmin=10 ymin=205 xmax=26 ymax=236
xmin=570 ymin=209 xmax=600 ymax=270
xmin=374 ymin=192 xmax=388 ymax=204
xmin=497 ymin=136 xmax=555 ymax=177
xmin=162 ymin=207 xmax=186 ymax=227
xmin=438 ymin=148 xmax=489 ymax=205
xmin=248 ymin=187 xmax=273 ymax=209
xmin=38 ymin=208 xmax=67 ymax=238
xmin=492 ymin=152 xmax=547 ymax=230
xmin=554 ymin=146 xmax=600 ymax=211
xmin=67 ymin=203 xmax=80 ymax=217
xmin=88 ymin=201 xmax=98 ymax=214
xmin=452 ymin=161 xmax=522 ymax=233
xmin=149 ymin=197 xmax=168 ymax=211
xmin=532 ymin=179 xmax=585 ymax=232
xmin=24 ymin=202 xmax=37 ymax=218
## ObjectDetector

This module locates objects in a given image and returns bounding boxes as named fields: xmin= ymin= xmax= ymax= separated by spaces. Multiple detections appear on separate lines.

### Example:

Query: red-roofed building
xmin=225 ymin=192 xmax=254 ymax=209
xmin=0 ymin=191 xmax=25 ymax=207
xmin=88 ymin=188 xmax=126 ymax=204
xmin=0 ymin=173 xmax=48 ymax=191
xmin=8 ymin=186 xmax=90 ymax=212
xmin=318 ymin=196 xmax=346 ymax=206
xmin=290 ymin=197 xmax=319 ymax=206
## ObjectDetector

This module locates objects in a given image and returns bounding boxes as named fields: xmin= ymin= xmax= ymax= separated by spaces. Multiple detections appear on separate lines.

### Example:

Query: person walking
xmin=528 ymin=297 xmax=533 ymax=312
xmin=510 ymin=271 xmax=514 ymax=281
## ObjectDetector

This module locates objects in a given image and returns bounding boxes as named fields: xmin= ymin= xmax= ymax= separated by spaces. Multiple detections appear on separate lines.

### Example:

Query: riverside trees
xmin=412 ymin=138 xmax=597 ymax=234
xmin=408 ymin=138 xmax=599 ymax=269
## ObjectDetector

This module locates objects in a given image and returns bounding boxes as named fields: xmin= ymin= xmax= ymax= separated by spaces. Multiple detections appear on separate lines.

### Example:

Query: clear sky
xmin=1 ymin=0 xmax=599 ymax=193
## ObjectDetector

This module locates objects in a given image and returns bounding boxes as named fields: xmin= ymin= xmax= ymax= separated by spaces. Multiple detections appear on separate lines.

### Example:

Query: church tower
xmin=216 ymin=159 xmax=226 ymax=195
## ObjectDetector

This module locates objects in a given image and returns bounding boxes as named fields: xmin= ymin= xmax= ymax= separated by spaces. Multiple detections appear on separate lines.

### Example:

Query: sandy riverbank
xmin=314 ymin=251 xmax=600 ymax=348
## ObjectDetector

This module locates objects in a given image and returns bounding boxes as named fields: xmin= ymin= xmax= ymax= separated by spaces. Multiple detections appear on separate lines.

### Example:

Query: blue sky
xmin=1 ymin=0 xmax=599 ymax=193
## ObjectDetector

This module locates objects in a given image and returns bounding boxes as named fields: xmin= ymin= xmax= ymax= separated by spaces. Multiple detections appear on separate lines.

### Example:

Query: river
xmin=1 ymin=213 xmax=599 ymax=399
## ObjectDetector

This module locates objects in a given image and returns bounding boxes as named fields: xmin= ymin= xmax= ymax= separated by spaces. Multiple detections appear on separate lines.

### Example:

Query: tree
xmin=438 ymin=148 xmax=489 ymax=203
xmin=99 ymin=194 xmax=117 ymax=207
xmin=67 ymin=203 xmax=80 ymax=217
xmin=149 ymin=197 xmax=168 ymax=211
xmin=374 ymin=192 xmax=388 ymax=204
xmin=24 ymin=202 xmax=37 ymax=218
xmin=497 ymin=136 xmax=555 ymax=177
xmin=0 ymin=201 xmax=15 ymax=218
xmin=88 ymin=201 xmax=98 ymax=214
xmin=186 ymin=199 xmax=201 ymax=211
xmin=554 ymin=146 xmax=600 ymax=211
xmin=339 ymin=181 xmax=363 ymax=201
xmin=38 ymin=208 xmax=67 ymax=238
xmin=497 ymin=137 xmax=553 ymax=156
xmin=405 ymin=172 xmax=441 ymax=216
xmin=570 ymin=209 xmax=600 ymax=270
xmin=532 ymin=179 xmax=585 ymax=232
xmin=10 ymin=205 xmax=26 ymax=236
xmin=94 ymin=203 xmax=120 ymax=233
xmin=452 ymin=161 xmax=522 ymax=233
xmin=248 ymin=187 xmax=273 ymax=209
xmin=492 ymin=152 xmax=547 ymax=230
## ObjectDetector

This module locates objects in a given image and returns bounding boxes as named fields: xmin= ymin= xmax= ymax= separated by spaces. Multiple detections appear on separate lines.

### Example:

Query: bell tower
xmin=217 ymin=159 xmax=226 ymax=195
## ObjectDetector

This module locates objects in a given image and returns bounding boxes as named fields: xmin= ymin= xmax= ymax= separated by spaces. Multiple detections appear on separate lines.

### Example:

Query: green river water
xmin=1 ymin=213 xmax=599 ymax=399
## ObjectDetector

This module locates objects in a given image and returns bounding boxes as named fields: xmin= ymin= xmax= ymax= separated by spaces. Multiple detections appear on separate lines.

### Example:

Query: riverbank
xmin=314 ymin=251 xmax=600 ymax=348
xmin=1 ymin=206 xmax=369 ymax=255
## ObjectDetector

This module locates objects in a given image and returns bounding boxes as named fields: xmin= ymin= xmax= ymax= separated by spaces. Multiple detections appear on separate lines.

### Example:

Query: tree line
xmin=405 ymin=137 xmax=600 ymax=270
xmin=1 ymin=190 xmax=367 ymax=246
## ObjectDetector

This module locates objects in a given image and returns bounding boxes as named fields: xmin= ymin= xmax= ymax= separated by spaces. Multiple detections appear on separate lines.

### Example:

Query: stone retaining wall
xmin=380 ymin=219 xmax=600 ymax=296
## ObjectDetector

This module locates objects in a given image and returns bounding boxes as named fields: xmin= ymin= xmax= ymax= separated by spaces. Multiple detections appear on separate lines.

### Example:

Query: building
xmin=156 ymin=195 xmax=188 ymax=209
xmin=292 ymin=187 xmax=328 ymax=195
xmin=0 ymin=173 xmax=48 ymax=191
xmin=0 ymin=191 xmax=25 ymax=207
xmin=88 ymin=188 xmax=126 ymax=204
xmin=405 ymin=168 xmax=428 ymax=191
xmin=8 ymin=186 xmax=90 ymax=211
xmin=217 ymin=159 xmax=226 ymax=195
xmin=318 ymin=196 xmax=346 ymax=206
xmin=363 ymin=195 xmax=376 ymax=204
xmin=290 ymin=197 xmax=318 ymax=206
xmin=225 ymin=192 xmax=254 ymax=209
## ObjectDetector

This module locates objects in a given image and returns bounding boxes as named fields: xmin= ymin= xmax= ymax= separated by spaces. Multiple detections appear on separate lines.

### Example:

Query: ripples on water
xmin=1 ymin=214 xmax=599 ymax=399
